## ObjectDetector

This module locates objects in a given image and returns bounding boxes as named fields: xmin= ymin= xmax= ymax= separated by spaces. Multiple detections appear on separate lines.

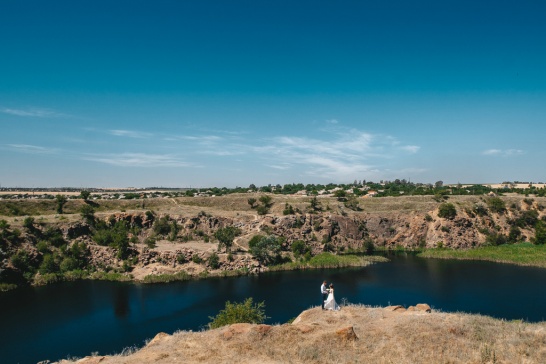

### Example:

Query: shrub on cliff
xmin=532 ymin=221 xmax=546 ymax=245
xmin=487 ymin=197 xmax=506 ymax=214
xmin=438 ymin=203 xmax=457 ymax=219
xmin=208 ymin=298 xmax=267 ymax=329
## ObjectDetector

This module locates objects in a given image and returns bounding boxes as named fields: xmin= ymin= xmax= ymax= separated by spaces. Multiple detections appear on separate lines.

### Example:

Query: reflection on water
xmin=113 ymin=286 xmax=130 ymax=318
xmin=1 ymin=254 xmax=546 ymax=363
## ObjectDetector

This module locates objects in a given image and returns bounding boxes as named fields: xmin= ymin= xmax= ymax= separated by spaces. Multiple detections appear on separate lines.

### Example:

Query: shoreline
xmin=1 ymin=253 xmax=387 ymax=291
xmin=417 ymin=243 xmax=546 ymax=269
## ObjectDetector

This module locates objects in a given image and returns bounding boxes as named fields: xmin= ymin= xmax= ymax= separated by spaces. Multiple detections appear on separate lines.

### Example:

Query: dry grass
xmin=58 ymin=305 xmax=546 ymax=364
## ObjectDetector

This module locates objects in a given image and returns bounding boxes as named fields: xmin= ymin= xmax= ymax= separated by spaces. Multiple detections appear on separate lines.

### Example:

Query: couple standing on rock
xmin=321 ymin=280 xmax=340 ymax=311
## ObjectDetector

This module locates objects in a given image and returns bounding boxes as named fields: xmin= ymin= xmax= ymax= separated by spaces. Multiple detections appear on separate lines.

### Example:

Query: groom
xmin=320 ymin=280 xmax=328 ymax=310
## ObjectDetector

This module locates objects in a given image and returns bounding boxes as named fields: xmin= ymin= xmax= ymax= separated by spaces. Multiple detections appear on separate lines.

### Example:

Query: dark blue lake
xmin=1 ymin=254 xmax=546 ymax=364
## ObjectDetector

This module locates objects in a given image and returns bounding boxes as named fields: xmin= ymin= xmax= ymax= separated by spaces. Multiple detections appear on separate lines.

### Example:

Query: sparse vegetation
xmin=208 ymin=298 xmax=267 ymax=329
xmin=419 ymin=243 xmax=546 ymax=267
xmin=438 ymin=203 xmax=457 ymax=219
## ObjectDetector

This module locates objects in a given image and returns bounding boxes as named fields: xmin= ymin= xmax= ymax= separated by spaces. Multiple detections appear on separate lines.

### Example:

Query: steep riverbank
xmin=2 ymin=194 xmax=545 ymax=289
xmin=55 ymin=304 xmax=546 ymax=364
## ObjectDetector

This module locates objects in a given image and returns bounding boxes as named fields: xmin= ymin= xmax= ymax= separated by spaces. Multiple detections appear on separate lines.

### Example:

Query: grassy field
xmin=419 ymin=243 xmax=546 ymax=268
xmin=269 ymin=252 xmax=388 ymax=271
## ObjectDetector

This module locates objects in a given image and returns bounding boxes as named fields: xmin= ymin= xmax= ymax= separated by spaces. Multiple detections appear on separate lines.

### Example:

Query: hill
xmin=56 ymin=304 xmax=546 ymax=364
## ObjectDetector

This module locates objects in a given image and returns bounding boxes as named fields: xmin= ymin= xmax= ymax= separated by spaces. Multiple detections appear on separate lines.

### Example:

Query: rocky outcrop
xmin=5 ymin=195 xmax=544 ymax=285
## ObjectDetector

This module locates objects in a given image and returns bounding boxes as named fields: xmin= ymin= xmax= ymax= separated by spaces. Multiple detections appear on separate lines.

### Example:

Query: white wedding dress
xmin=324 ymin=289 xmax=340 ymax=311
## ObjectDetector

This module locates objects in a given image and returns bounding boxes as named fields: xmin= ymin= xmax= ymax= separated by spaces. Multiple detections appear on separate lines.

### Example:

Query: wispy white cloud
xmin=400 ymin=145 xmax=420 ymax=153
xmin=482 ymin=149 xmax=502 ymax=155
xmin=505 ymin=149 xmax=525 ymax=156
xmin=1 ymin=107 xmax=67 ymax=118
xmin=250 ymin=128 xmax=420 ymax=180
xmin=5 ymin=144 xmax=58 ymax=154
xmin=109 ymin=129 xmax=153 ymax=138
xmin=265 ymin=163 xmax=293 ymax=170
xmin=83 ymin=153 xmax=194 ymax=167
xmin=175 ymin=135 xmax=223 ymax=143
xmin=482 ymin=149 xmax=524 ymax=156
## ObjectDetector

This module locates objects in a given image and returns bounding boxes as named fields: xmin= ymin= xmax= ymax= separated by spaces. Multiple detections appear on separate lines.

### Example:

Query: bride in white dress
xmin=324 ymin=283 xmax=340 ymax=311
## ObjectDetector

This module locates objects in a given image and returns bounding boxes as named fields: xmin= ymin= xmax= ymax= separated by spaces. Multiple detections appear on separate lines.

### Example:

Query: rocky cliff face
xmin=3 ymin=195 xmax=544 ymax=283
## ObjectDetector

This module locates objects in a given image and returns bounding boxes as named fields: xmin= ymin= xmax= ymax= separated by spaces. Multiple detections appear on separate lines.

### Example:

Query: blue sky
xmin=1 ymin=0 xmax=545 ymax=188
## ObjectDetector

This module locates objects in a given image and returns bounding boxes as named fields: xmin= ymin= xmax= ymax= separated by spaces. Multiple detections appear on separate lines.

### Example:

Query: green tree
xmin=247 ymin=198 xmax=257 ymax=208
xmin=55 ymin=195 xmax=67 ymax=214
xmin=208 ymin=298 xmax=267 ymax=329
xmin=249 ymin=235 xmax=282 ymax=264
xmin=80 ymin=204 xmax=95 ymax=225
xmin=214 ymin=226 xmax=241 ymax=253
xmin=80 ymin=190 xmax=91 ymax=200
xmin=438 ymin=203 xmax=457 ymax=219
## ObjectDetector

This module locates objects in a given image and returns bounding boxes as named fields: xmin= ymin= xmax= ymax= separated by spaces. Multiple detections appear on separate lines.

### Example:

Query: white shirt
xmin=321 ymin=283 xmax=327 ymax=294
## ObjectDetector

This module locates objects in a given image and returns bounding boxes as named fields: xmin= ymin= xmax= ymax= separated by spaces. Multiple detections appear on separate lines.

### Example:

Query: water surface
xmin=1 ymin=254 xmax=545 ymax=363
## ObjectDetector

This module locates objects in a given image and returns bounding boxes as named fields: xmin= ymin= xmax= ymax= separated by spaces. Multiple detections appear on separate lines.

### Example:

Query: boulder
xmin=385 ymin=305 xmax=406 ymax=312
xmin=335 ymin=326 xmax=358 ymax=341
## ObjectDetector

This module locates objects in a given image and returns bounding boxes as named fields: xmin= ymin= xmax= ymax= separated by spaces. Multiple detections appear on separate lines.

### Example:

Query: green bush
xmin=43 ymin=227 xmax=66 ymax=248
xmin=282 ymin=203 xmax=295 ymax=215
xmin=532 ymin=221 xmax=546 ymax=245
xmin=153 ymin=216 xmax=172 ymax=236
xmin=485 ymin=231 xmax=508 ymax=246
xmin=515 ymin=210 xmax=539 ymax=228
xmin=508 ymin=226 xmax=522 ymax=243
xmin=208 ymin=252 xmax=220 ymax=269
xmin=208 ymin=298 xmax=267 ymax=329
xmin=364 ymin=238 xmax=375 ymax=254
xmin=256 ymin=205 xmax=269 ymax=215
xmin=487 ymin=197 xmax=506 ymax=214
xmin=438 ymin=203 xmax=457 ymax=219
xmin=473 ymin=203 xmax=488 ymax=216
xmin=39 ymin=254 xmax=59 ymax=274
xmin=60 ymin=257 xmax=79 ymax=273
xmin=291 ymin=240 xmax=308 ymax=257
xmin=36 ymin=241 xmax=50 ymax=254
xmin=10 ymin=250 xmax=33 ymax=272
